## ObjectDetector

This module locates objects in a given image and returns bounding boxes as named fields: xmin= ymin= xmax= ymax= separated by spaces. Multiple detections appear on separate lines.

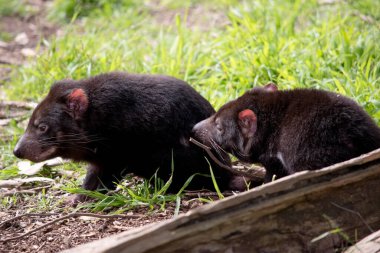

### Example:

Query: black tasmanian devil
xmin=192 ymin=83 xmax=380 ymax=182
xmin=13 ymin=72 xmax=243 ymax=202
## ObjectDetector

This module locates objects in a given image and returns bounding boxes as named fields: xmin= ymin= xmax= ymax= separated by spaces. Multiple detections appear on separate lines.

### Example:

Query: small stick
xmin=0 ymin=212 xmax=142 ymax=243
xmin=0 ymin=213 xmax=55 ymax=228
xmin=0 ymin=101 xmax=37 ymax=110
xmin=330 ymin=202 xmax=374 ymax=233
xmin=184 ymin=191 xmax=234 ymax=197
xmin=0 ymin=186 xmax=53 ymax=197
xmin=189 ymin=138 xmax=264 ymax=181
xmin=1 ymin=190 xmax=38 ymax=197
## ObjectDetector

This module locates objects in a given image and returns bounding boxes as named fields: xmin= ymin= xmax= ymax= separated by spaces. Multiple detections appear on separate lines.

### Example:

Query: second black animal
xmin=192 ymin=83 xmax=380 ymax=182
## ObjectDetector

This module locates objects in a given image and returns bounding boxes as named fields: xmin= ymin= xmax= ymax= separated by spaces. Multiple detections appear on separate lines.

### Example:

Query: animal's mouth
xmin=230 ymin=148 xmax=244 ymax=159
xmin=33 ymin=146 xmax=58 ymax=162
xmin=189 ymin=137 xmax=231 ymax=170
xmin=189 ymin=137 xmax=263 ymax=181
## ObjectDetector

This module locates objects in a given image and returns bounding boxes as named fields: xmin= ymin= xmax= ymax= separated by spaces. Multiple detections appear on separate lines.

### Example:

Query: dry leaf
xmin=14 ymin=32 xmax=29 ymax=45
xmin=18 ymin=157 xmax=65 ymax=175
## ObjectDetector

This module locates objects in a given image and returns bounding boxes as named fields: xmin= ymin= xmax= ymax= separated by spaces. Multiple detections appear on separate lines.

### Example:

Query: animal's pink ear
xmin=238 ymin=109 xmax=257 ymax=138
xmin=67 ymin=88 xmax=88 ymax=120
xmin=264 ymin=82 xmax=278 ymax=92
xmin=251 ymin=82 xmax=278 ymax=94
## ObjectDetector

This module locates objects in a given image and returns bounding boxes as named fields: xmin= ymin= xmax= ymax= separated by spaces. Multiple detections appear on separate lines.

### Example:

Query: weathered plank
xmin=344 ymin=229 xmax=380 ymax=253
xmin=63 ymin=148 xmax=380 ymax=253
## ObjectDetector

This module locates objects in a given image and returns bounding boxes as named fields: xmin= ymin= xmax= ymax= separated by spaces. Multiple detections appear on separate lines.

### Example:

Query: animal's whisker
xmin=58 ymin=146 xmax=97 ymax=154
xmin=209 ymin=139 xmax=229 ymax=164
xmin=210 ymin=139 xmax=229 ymax=155
xmin=40 ymin=138 xmax=105 ymax=144
xmin=231 ymin=143 xmax=250 ymax=158
xmin=38 ymin=142 xmax=97 ymax=154
xmin=40 ymin=134 xmax=102 ymax=142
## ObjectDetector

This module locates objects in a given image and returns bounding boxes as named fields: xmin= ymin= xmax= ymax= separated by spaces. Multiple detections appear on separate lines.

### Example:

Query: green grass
xmin=0 ymin=0 xmax=26 ymax=17
xmin=5 ymin=0 xmax=380 ymax=112
xmin=1 ymin=0 xmax=379 ymax=211
xmin=0 ymin=0 xmax=40 ymax=18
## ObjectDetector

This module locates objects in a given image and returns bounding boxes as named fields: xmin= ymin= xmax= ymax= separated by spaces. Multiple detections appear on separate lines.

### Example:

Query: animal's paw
xmin=65 ymin=194 xmax=89 ymax=206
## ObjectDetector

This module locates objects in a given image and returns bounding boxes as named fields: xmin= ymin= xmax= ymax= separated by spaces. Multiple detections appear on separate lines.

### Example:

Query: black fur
xmin=192 ymin=85 xmax=380 ymax=182
xmin=14 ymin=72 xmax=239 ymax=198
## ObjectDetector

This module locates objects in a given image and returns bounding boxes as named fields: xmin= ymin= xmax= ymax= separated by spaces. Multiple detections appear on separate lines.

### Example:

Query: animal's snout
xmin=192 ymin=119 xmax=207 ymax=137
xmin=191 ymin=118 xmax=212 ymax=145
xmin=13 ymin=146 xmax=22 ymax=158
xmin=13 ymin=135 xmax=25 ymax=159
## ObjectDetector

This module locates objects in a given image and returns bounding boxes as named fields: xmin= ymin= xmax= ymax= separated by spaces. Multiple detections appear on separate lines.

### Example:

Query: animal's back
xmin=276 ymin=89 xmax=380 ymax=171
xmin=82 ymin=73 xmax=214 ymax=138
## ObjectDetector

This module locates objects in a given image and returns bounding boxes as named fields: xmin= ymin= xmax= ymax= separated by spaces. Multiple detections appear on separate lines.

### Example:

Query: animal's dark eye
xmin=38 ymin=123 xmax=48 ymax=133
xmin=215 ymin=118 xmax=223 ymax=132
xmin=215 ymin=122 xmax=223 ymax=132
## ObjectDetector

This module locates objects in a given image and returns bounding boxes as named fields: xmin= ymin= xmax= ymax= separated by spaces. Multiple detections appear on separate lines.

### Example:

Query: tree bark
xmin=344 ymin=229 xmax=380 ymax=253
xmin=62 ymin=148 xmax=380 ymax=253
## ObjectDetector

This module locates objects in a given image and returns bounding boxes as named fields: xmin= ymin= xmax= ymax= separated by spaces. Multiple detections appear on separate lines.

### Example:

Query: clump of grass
xmin=64 ymin=166 xmax=202 ymax=213
xmin=0 ymin=0 xmax=41 ymax=18
xmin=48 ymin=0 xmax=137 ymax=22
xmin=347 ymin=0 xmax=380 ymax=20
xmin=0 ymin=0 xmax=27 ymax=17
xmin=311 ymin=214 xmax=354 ymax=251
xmin=59 ymin=154 xmax=214 ymax=213
xmin=0 ymin=31 xmax=13 ymax=42
xmin=0 ymin=120 xmax=24 ymax=179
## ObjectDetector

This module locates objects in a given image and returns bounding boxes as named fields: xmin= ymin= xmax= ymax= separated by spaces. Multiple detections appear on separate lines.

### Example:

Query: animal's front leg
xmin=66 ymin=164 xmax=102 ymax=205
xmin=82 ymin=164 xmax=102 ymax=190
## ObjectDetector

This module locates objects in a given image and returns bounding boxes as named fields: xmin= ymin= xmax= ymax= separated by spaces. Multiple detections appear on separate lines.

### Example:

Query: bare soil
xmin=0 ymin=195 xmax=209 ymax=253
xmin=0 ymin=0 xmax=58 ymax=100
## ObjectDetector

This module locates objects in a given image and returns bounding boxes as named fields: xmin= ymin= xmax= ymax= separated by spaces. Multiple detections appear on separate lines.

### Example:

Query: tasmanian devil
xmin=192 ymin=83 xmax=380 ymax=182
xmin=13 ymin=72 xmax=243 ymax=202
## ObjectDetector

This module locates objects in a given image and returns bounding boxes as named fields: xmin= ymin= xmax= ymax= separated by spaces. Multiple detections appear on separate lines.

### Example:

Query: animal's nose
xmin=192 ymin=120 xmax=203 ymax=135
xmin=13 ymin=146 xmax=22 ymax=158
xmin=13 ymin=135 xmax=24 ymax=158
xmin=192 ymin=119 xmax=209 ymax=141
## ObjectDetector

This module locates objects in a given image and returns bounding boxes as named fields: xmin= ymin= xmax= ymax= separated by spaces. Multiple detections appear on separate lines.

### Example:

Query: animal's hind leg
xmin=262 ymin=158 xmax=288 ymax=183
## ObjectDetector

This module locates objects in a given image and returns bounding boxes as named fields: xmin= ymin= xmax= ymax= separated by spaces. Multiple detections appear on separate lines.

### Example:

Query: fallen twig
xmin=0 ymin=101 xmax=37 ymax=110
xmin=0 ymin=189 xmax=38 ymax=197
xmin=0 ymin=212 xmax=142 ymax=243
xmin=353 ymin=11 xmax=380 ymax=28
xmin=189 ymin=138 xmax=265 ymax=181
xmin=18 ymin=157 xmax=66 ymax=176
xmin=0 ymin=116 xmax=29 ymax=126
xmin=184 ymin=191 xmax=234 ymax=197
xmin=317 ymin=0 xmax=343 ymax=5
xmin=0 ymin=177 xmax=54 ymax=188
xmin=330 ymin=201 xmax=374 ymax=233
xmin=0 ymin=134 xmax=14 ymax=142
xmin=0 ymin=186 xmax=52 ymax=197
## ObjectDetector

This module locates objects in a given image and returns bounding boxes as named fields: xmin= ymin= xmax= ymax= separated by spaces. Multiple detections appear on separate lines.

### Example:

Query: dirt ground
xmin=0 ymin=0 xmax=58 ymax=99
xmin=0 ymin=195 xmax=209 ymax=253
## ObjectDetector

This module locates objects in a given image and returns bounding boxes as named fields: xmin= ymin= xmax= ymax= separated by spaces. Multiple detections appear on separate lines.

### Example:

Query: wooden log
xmin=344 ymin=230 xmax=380 ymax=253
xmin=63 ymin=148 xmax=380 ymax=253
